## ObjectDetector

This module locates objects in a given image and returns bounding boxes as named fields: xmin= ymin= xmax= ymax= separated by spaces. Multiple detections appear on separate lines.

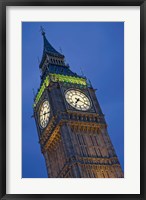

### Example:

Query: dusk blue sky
xmin=22 ymin=22 xmax=124 ymax=178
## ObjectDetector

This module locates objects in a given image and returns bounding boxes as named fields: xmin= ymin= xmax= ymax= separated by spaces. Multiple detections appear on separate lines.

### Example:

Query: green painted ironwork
xmin=33 ymin=74 xmax=87 ymax=108
xmin=33 ymin=76 xmax=50 ymax=108
xmin=50 ymin=74 xmax=87 ymax=85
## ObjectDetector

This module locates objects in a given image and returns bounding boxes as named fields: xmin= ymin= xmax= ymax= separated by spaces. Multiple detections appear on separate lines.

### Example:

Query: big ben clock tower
xmin=33 ymin=29 xmax=123 ymax=178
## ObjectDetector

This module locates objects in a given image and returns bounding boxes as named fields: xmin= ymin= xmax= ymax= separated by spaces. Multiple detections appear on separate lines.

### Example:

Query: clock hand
xmin=75 ymin=97 xmax=90 ymax=107
xmin=77 ymin=98 xmax=90 ymax=106
xmin=75 ymin=98 xmax=80 ymax=104
xmin=40 ymin=111 xmax=50 ymax=117
xmin=44 ymin=111 xmax=50 ymax=115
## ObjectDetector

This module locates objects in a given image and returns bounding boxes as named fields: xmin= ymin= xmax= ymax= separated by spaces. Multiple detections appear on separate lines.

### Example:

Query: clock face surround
xmin=39 ymin=100 xmax=50 ymax=129
xmin=65 ymin=89 xmax=91 ymax=111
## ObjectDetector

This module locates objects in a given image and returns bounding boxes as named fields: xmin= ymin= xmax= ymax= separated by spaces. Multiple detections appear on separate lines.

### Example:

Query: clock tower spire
xmin=39 ymin=27 xmax=66 ymax=80
xmin=33 ymin=30 xmax=123 ymax=178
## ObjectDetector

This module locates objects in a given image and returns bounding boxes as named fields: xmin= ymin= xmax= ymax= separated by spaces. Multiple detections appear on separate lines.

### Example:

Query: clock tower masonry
xmin=33 ymin=29 xmax=124 ymax=178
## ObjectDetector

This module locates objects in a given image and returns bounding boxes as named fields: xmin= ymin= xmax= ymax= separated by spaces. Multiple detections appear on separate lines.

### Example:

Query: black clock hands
xmin=75 ymin=98 xmax=80 ymax=104
xmin=40 ymin=111 xmax=50 ymax=117
xmin=65 ymin=90 xmax=91 ymax=111
xmin=44 ymin=111 xmax=50 ymax=115
xmin=75 ymin=97 xmax=90 ymax=106
xmin=39 ymin=101 xmax=50 ymax=128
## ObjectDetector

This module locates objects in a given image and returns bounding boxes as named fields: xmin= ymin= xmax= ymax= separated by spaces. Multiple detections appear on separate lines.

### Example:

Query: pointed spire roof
xmin=41 ymin=27 xmax=64 ymax=58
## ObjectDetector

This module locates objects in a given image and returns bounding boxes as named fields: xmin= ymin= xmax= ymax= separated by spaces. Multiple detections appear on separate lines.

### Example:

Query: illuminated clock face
xmin=65 ymin=89 xmax=91 ymax=111
xmin=39 ymin=100 xmax=50 ymax=128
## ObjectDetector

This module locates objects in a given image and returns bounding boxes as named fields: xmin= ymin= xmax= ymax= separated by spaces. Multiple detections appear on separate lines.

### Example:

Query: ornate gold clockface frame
xmin=39 ymin=100 xmax=50 ymax=128
xmin=65 ymin=89 xmax=91 ymax=111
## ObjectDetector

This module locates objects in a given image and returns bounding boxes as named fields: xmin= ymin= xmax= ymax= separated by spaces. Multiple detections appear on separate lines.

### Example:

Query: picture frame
xmin=0 ymin=0 xmax=145 ymax=199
